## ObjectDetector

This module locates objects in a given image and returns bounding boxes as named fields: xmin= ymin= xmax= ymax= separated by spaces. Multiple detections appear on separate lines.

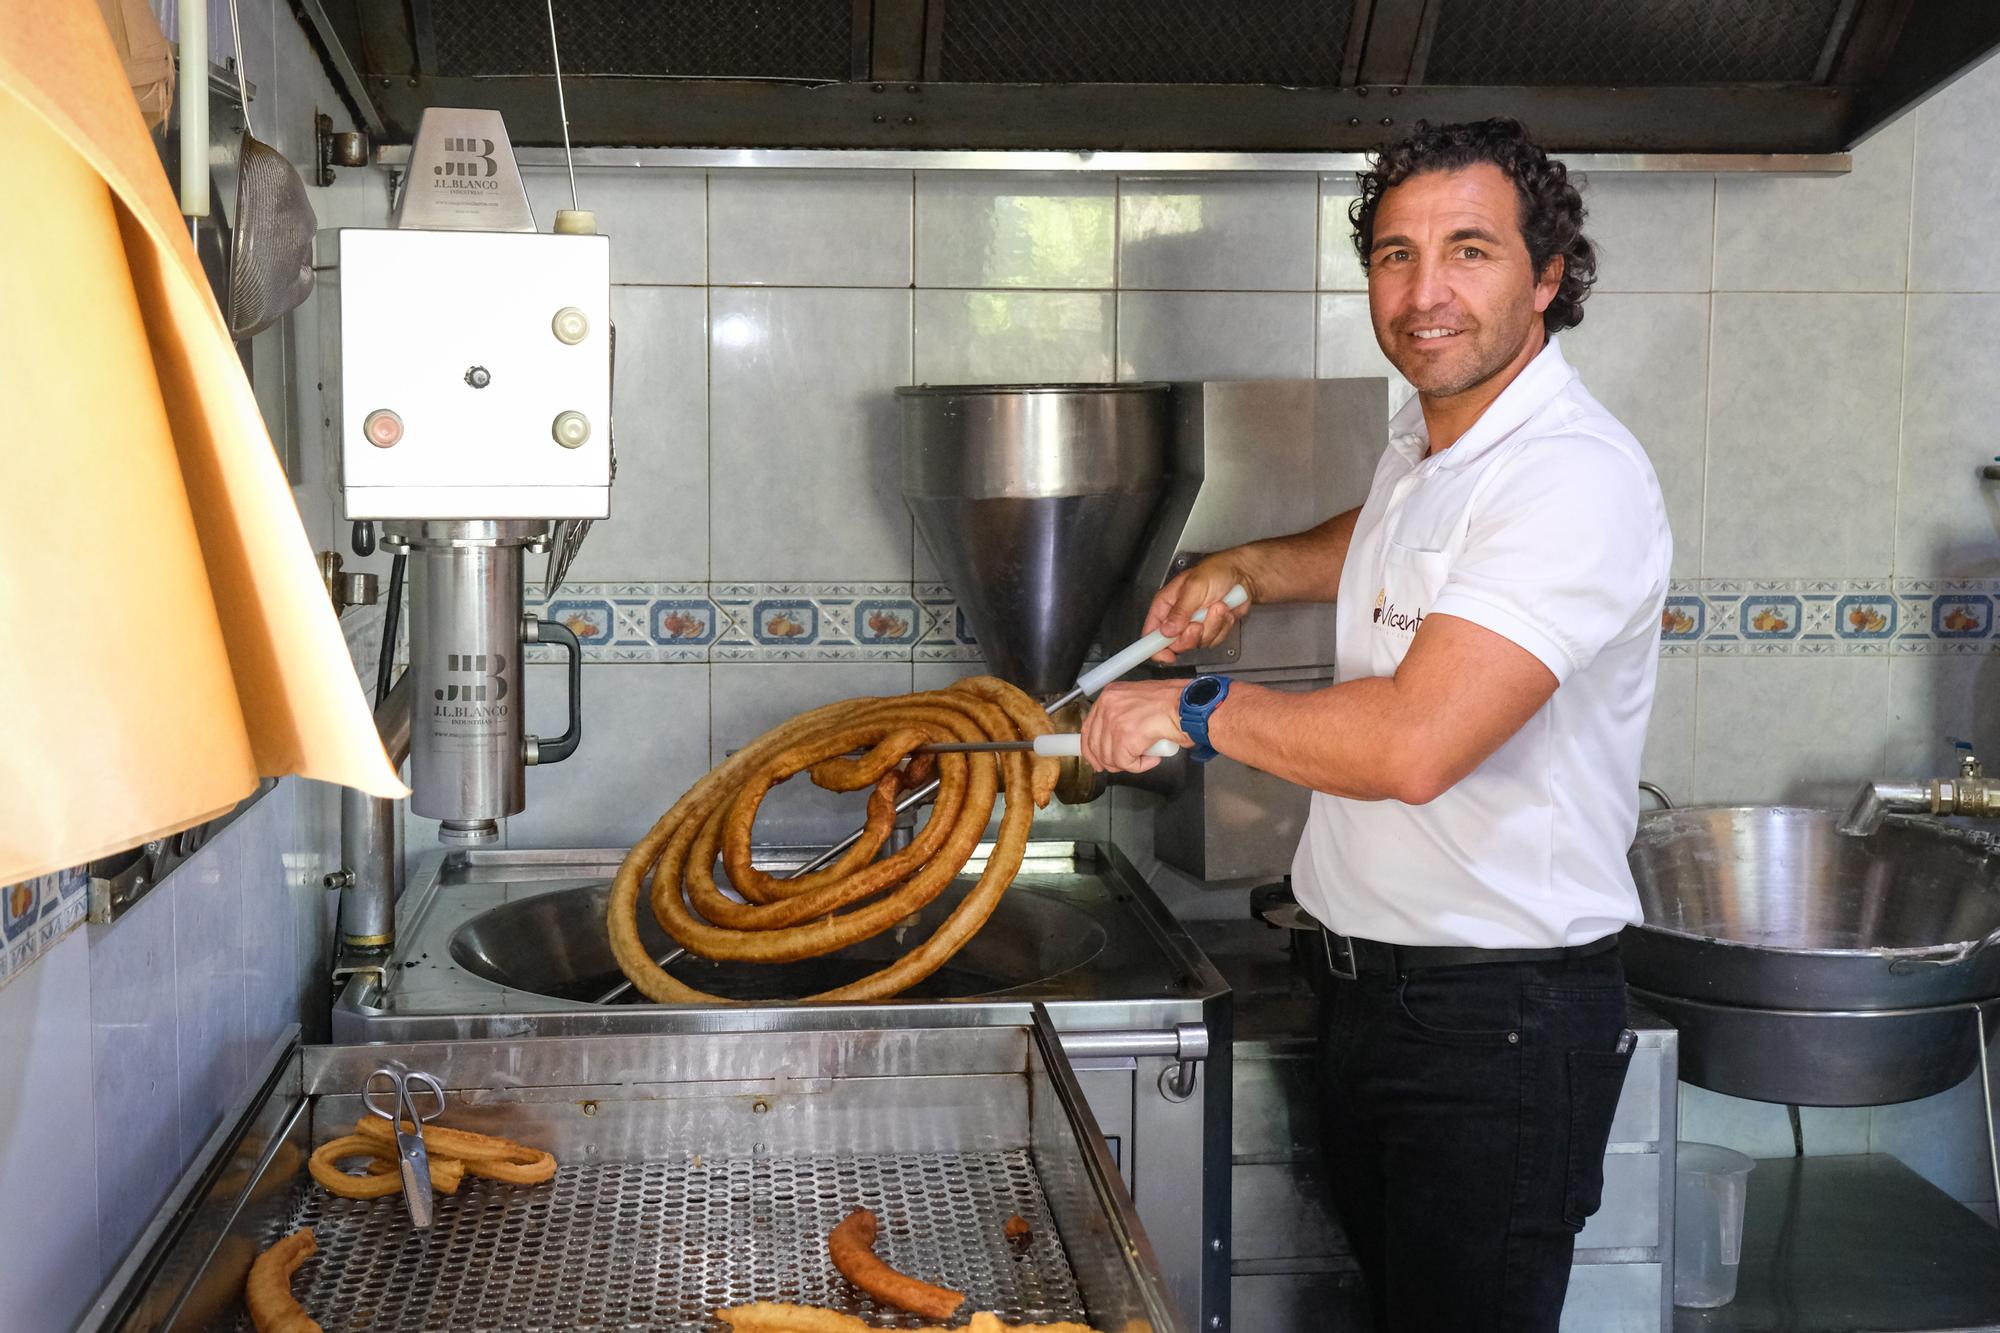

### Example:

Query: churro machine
xmin=320 ymin=107 xmax=608 ymax=978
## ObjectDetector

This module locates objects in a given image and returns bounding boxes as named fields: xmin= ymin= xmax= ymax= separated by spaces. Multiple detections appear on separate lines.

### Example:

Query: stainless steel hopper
xmin=899 ymin=383 xmax=1172 ymax=698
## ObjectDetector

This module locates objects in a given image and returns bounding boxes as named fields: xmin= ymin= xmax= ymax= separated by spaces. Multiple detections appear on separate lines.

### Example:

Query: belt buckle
xmin=1321 ymin=929 xmax=1358 ymax=982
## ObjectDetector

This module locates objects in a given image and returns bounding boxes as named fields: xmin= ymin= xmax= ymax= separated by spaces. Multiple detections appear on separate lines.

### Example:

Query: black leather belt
xmin=1319 ymin=928 xmax=1619 ymax=981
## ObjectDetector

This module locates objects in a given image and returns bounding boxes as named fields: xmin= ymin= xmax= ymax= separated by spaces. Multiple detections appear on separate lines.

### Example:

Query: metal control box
xmin=323 ymin=227 xmax=612 ymax=520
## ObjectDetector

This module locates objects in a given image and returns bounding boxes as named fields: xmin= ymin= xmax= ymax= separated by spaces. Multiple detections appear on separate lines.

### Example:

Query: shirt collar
xmin=1384 ymin=335 xmax=1579 ymax=470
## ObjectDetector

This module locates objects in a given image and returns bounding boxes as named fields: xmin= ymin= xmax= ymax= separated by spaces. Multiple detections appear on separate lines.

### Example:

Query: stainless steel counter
xmin=331 ymin=841 xmax=1232 ymax=1331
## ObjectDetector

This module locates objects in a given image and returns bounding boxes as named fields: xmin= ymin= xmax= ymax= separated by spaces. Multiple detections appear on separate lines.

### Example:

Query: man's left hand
xmin=1081 ymin=681 xmax=1195 ymax=773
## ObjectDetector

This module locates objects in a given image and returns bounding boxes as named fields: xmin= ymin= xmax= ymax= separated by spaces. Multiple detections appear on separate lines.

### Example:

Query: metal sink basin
xmin=1623 ymin=805 xmax=2000 ymax=1105
xmin=450 ymin=879 xmax=1111 ymax=1004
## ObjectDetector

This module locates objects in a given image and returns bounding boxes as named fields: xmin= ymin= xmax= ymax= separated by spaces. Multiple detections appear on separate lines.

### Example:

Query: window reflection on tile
xmin=917 ymin=174 xmax=1115 ymax=288
xmin=914 ymin=289 xmax=1114 ymax=384
xmin=1119 ymin=175 xmax=1315 ymax=291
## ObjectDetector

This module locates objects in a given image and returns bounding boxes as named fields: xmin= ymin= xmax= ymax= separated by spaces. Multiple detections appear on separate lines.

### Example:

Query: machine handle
xmin=1074 ymin=584 xmax=1249 ymax=699
xmin=1033 ymin=734 xmax=1179 ymax=759
xmin=524 ymin=616 xmax=582 ymax=765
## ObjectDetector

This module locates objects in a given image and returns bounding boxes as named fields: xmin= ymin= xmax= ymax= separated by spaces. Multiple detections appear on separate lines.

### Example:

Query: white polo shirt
xmin=1291 ymin=337 xmax=1672 ymax=948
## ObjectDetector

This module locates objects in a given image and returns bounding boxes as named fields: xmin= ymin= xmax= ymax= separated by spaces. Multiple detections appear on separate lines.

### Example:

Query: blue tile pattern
xmin=515 ymin=578 xmax=2000 ymax=666
xmin=0 ymin=866 xmax=88 ymax=992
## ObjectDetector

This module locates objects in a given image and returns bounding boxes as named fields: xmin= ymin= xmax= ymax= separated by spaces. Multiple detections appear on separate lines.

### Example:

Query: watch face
xmin=1185 ymin=675 xmax=1225 ymax=708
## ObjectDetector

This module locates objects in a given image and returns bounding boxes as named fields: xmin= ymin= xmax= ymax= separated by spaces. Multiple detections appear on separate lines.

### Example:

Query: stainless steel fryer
xmin=85 ymin=1014 xmax=1183 ymax=1333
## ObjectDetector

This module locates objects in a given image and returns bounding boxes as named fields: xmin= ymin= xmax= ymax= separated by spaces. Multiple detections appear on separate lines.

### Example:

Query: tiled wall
xmin=0 ymin=3 xmax=362 ymax=1326
xmin=321 ymin=56 xmax=2000 ymax=863
xmin=325 ymin=58 xmax=2000 ymax=1220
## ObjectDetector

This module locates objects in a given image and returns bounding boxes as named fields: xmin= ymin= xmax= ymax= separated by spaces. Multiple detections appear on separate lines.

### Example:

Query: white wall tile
xmin=1118 ymin=175 xmax=1317 ymax=291
xmin=1896 ymin=295 xmax=2000 ymax=578
xmin=916 ymin=173 xmax=1115 ymax=288
xmin=1317 ymin=175 xmax=1366 ymax=292
xmin=1561 ymin=294 xmax=1709 ymax=578
xmin=566 ymin=286 xmax=708 ymax=581
xmin=88 ymin=893 xmax=181 ymax=1276
xmin=1315 ymin=293 xmax=1411 ymax=421
xmin=1714 ymin=116 xmax=1915 ymax=293
xmin=524 ymin=168 xmax=706 ymax=285
xmin=1117 ymin=291 xmax=1314 ymax=381
xmin=1691 ymin=655 xmax=1889 ymax=805
xmin=1870 ymin=1058 xmax=1999 ymax=1207
xmin=912 ymin=290 xmax=1114 ymax=384
xmin=1885 ymin=652 xmax=2000 ymax=778
xmin=1911 ymin=50 xmax=2000 ymax=292
xmin=709 ymin=661 xmax=913 ymax=843
xmin=1679 ymin=1084 xmax=1871 ymax=1158
xmin=237 ymin=785 xmax=303 ymax=1055
xmin=1702 ymin=294 xmax=1904 ymax=579
xmin=510 ymin=664 xmax=712 ymax=850
xmin=708 ymin=170 xmax=912 ymax=287
xmin=172 ymin=844 xmax=250 ymax=1159
xmin=1640 ymin=656 xmax=1697 ymax=805
xmin=1580 ymin=174 xmax=1715 ymax=293
xmin=709 ymin=288 xmax=914 ymax=581
xmin=0 ymin=931 xmax=99 ymax=1326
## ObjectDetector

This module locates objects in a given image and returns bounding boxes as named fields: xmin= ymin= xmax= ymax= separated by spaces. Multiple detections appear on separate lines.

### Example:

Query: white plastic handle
xmin=1074 ymin=583 xmax=1249 ymax=699
xmin=1033 ymin=734 xmax=1179 ymax=758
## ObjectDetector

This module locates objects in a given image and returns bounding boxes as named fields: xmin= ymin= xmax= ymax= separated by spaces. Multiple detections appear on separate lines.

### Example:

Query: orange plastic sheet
xmin=0 ymin=0 xmax=404 ymax=885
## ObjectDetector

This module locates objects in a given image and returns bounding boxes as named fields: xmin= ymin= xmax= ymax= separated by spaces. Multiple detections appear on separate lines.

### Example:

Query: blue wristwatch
xmin=1178 ymin=674 xmax=1233 ymax=764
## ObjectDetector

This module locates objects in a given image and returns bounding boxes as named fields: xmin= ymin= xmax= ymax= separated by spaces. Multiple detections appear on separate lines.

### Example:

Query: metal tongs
xmin=364 ymin=1064 xmax=447 ymax=1229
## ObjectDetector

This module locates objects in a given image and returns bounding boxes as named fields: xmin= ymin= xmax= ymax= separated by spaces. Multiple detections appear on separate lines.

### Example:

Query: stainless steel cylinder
xmin=408 ymin=534 xmax=526 ymax=843
xmin=898 ymin=383 xmax=1171 ymax=698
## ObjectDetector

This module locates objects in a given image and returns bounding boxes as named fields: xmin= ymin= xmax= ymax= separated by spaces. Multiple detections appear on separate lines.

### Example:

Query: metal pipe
xmin=336 ymin=672 xmax=412 ymax=949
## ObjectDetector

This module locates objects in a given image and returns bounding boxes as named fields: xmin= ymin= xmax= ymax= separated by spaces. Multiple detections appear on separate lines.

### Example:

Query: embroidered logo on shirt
xmin=1372 ymin=589 xmax=1425 ymax=633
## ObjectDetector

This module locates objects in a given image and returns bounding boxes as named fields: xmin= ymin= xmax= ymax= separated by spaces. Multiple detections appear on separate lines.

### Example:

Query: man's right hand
xmin=1145 ymin=557 xmax=1253 ymax=664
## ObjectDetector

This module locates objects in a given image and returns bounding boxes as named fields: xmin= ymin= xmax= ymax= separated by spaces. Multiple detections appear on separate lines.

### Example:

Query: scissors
xmin=364 ymin=1064 xmax=446 ymax=1228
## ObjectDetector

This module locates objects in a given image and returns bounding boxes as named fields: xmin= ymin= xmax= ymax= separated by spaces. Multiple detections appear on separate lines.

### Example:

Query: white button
xmin=551 ymin=411 xmax=591 ymax=449
xmin=551 ymin=306 xmax=589 ymax=345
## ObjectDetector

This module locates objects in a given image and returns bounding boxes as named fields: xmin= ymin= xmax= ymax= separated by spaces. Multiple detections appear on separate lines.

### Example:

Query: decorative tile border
xmin=521 ymin=583 xmax=982 ymax=664
xmin=357 ymin=577 xmax=2000 ymax=666
xmin=1673 ymin=578 xmax=2000 ymax=657
xmin=0 ymin=865 xmax=88 ymax=994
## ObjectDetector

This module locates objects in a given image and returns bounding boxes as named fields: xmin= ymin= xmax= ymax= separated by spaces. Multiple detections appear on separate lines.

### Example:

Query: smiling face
xmin=1366 ymin=162 xmax=1562 ymax=405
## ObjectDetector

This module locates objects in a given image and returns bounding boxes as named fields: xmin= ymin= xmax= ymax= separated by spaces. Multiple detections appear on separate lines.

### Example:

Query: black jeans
xmin=1315 ymin=941 xmax=1634 ymax=1332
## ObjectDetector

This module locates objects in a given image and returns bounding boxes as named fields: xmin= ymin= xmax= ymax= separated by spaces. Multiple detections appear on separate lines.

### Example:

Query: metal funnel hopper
xmin=899 ymin=384 xmax=1172 ymax=698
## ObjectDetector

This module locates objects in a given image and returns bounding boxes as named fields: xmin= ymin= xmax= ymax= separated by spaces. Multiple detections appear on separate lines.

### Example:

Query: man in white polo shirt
xmin=1082 ymin=119 xmax=1672 ymax=1331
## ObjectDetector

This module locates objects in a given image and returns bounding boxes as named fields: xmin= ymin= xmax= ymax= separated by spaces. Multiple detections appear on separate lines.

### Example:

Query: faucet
xmin=1839 ymin=743 xmax=2000 ymax=835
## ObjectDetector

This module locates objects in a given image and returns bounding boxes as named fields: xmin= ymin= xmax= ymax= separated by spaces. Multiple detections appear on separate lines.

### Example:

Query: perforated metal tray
xmin=84 ymin=1014 xmax=1183 ymax=1333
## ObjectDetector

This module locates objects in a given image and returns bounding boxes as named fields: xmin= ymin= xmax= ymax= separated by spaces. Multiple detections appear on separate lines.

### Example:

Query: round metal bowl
xmin=450 ymin=880 xmax=1109 ymax=1004
xmin=1624 ymin=805 xmax=2000 ymax=1105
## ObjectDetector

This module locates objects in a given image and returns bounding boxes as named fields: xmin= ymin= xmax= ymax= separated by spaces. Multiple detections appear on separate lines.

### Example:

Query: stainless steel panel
xmin=899 ymin=382 xmax=1172 ymax=697
xmin=1558 ymin=1262 xmax=1664 ymax=1333
xmin=1229 ymin=1270 xmax=1370 ymax=1332
xmin=1575 ymin=1151 xmax=1661 ymax=1251
xmin=1111 ymin=378 xmax=1386 ymax=674
xmin=1071 ymin=1064 xmax=1137 ymax=1192
xmin=408 ymin=539 xmax=525 ymax=836
xmin=387 ymin=145 xmax=1858 ymax=176
xmin=1229 ymin=1161 xmax=1344 ymax=1263
xmin=1229 ymin=1049 xmax=1318 ymax=1161
xmin=331 ymin=843 xmax=1230 ymax=1332
xmin=1606 ymin=1043 xmax=1664 ymax=1145
xmin=89 ymin=1023 xmax=1187 ymax=1333
xmin=1155 ymin=721 xmax=1320 ymax=884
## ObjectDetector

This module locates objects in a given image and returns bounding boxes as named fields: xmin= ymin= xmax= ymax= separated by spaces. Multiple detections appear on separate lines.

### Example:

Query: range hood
xmin=303 ymin=0 xmax=2000 ymax=157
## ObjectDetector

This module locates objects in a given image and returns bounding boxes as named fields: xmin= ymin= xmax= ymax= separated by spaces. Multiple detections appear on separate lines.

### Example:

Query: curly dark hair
xmin=1349 ymin=118 xmax=1595 ymax=336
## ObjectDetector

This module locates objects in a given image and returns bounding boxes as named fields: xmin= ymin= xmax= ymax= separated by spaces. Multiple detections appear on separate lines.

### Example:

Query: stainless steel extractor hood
xmin=299 ymin=0 xmax=1999 ymax=159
